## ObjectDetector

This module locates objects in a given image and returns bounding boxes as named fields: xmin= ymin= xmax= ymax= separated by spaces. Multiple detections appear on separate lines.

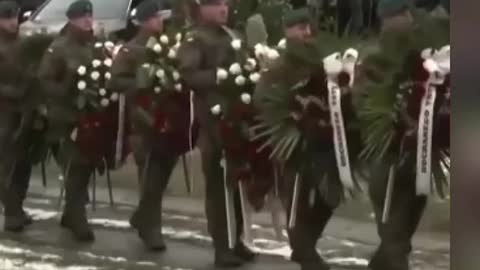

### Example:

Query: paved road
xmin=0 ymin=195 xmax=449 ymax=270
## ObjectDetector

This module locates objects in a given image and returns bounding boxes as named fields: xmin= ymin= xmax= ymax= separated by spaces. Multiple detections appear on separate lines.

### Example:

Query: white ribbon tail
xmin=239 ymin=181 xmax=253 ymax=246
xmin=328 ymin=82 xmax=354 ymax=190
xmin=115 ymin=94 xmax=126 ymax=168
xmin=288 ymin=173 xmax=301 ymax=229
xmin=382 ymin=164 xmax=396 ymax=223
xmin=416 ymin=85 xmax=437 ymax=195
xmin=270 ymin=165 xmax=285 ymax=240
xmin=221 ymin=155 xmax=236 ymax=249
xmin=181 ymin=155 xmax=192 ymax=194
xmin=269 ymin=193 xmax=286 ymax=241
xmin=188 ymin=90 xmax=195 ymax=194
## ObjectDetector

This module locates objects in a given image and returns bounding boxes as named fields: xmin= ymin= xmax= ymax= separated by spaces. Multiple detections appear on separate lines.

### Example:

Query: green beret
xmin=66 ymin=0 xmax=93 ymax=19
xmin=377 ymin=0 xmax=410 ymax=18
xmin=0 ymin=1 xmax=19 ymax=19
xmin=134 ymin=0 xmax=171 ymax=22
xmin=283 ymin=7 xmax=310 ymax=27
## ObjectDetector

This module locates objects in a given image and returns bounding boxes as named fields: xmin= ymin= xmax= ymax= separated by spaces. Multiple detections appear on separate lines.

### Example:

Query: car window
xmin=32 ymin=0 xmax=131 ymax=21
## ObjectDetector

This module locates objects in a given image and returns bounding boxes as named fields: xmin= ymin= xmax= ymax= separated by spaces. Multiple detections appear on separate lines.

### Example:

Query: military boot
xmin=4 ymin=209 xmax=33 ymax=232
xmin=129 ymin=214 xmax=166 ymax=251
xmin=60 ymin=211 xmax=94 ymax=242
xmin=215 ymin=249 xmax=245 ymax=268
xmin=300 ymin=260 xmax=330 ymax=270
xmin=61 ymin=163 xmax=95 ymax=242
xmin=234 ymin=242 xmax=257 ymax=262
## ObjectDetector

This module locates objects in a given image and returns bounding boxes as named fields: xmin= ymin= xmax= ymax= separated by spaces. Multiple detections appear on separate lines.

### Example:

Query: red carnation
xmin=411 ymin=54 xmax=430 ymax=82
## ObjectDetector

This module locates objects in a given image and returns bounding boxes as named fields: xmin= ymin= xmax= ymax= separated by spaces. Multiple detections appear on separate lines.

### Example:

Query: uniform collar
xmin=132 ymin=29 xmax=157 ymax=45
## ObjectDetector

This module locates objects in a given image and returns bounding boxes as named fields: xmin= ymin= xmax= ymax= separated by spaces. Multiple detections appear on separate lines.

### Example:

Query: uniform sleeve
xmin=177 ymin=39 xmax=216 ymax=96
xmin=0 ymin=68 xmax=24 ymax=99
xmin=37 ymin=46 xmax=70 ymax=97
xmin=108 ymin=46 xmax=138 ymax=96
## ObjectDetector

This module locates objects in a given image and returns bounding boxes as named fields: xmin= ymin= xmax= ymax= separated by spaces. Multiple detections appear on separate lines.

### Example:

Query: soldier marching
xmin=0 ymin=0 xmax=449 ymax=270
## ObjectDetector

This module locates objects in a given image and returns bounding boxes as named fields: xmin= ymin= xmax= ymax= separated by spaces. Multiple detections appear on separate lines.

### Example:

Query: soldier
xmin=108 ymin=0 xmax=176 ymax=251
xmin=283 ymin=7 xmax=312 ymax=41
xmin=366 ymin=2 xmax=449 ymax=270
xmin=255 ymin=8 xmax=360 ymax=270
xmin=177 ymin=0 xmax=256 ymax=267
xmin=337 ymin=0 xmax=365 ymax=37
xmin=0 ymin=0 xmax=33 ymax=232
xmin=38 ymin=0 xmax=96 ymax=242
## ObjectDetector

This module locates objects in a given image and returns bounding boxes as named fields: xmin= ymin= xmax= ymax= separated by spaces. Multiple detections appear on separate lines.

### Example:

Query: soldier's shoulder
xmin=46 ymin=36 xmax=68 ymax=55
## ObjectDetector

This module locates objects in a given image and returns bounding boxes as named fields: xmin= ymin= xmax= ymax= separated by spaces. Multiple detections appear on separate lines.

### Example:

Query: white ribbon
xmin=415 ymin=46 xmax=449 ymax=195
xmin=220 ymin=155 xmax=236 ymax=249
xmin=115 ymin=94 xmax=126 ymax=168
xmin=327 ymin=81 xmax=354 ymax=190
xmin=188 ymin=90 xmax=195 ymax=193
xmin=322 ymin=49 xmax=359 ymax=191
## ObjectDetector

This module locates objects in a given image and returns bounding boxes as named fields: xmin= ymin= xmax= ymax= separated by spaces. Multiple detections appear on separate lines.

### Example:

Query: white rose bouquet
xmin=75 ymin=39 xmax=119 ymax=111
xmin=137 ymin=32 xmax=184 ymax=94
xmin=133 ymin=31 xmax=198 ymax=155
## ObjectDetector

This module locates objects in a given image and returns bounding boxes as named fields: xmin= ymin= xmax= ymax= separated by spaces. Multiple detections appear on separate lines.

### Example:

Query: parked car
xmin=19 ymin=0 xmax=145 ymax=41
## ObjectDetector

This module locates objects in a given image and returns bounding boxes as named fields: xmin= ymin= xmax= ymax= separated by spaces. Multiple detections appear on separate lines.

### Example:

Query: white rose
xmin=210 ymin=104 xmax=222 ymax=115
xmin=160 ymin=35 xmax=169 ymax=44
xmin=105 ymin=72 xmax=111 ymax=80
xmin=104 ymin=41 xmax=115 ymax=49
xmin=229 ymin=63 xmax=242 ymax=75
xmin=110 ymin=92 xmax=119 ymax=101
xmin=174 ymin=42 xmax=181 ymax=50
xmin=99 ymin=88 xmax=107 ymax=96
xmin=249 ymin=72 xmax=261 ymax=83
xmin=240 ymin=93 xmax=251 ymax=104
xmin=70 ymin=128 xmax=78 ymax=141
xmin=154 ymin=86 xmax=162 ymax=93
xmin=92 ymin=59 xmax=102 ymax=68
xmin=231 ymin=39 xmax=242 ymax=50
xmin=235 ymin=75 xmax=246 ymax=86
xmin=77 ymin=80 xmax=86 ymax=91
xmin=142 ymin=63 xmax=151 ymax=69
xmin=153 ymin=43 xmax=162 ymax=53
xmin=216 ymin=68 xmax=228 ymax=81
xmin=103 ymin=58 xmax=113 ymax=67
xmin=175 ymin=33 xmax=182 ymax=42
xmin=254 ymin=43 xmax=267 ymax=58
xmin=277 ymin=38 xmax=287 ymax=49
xmin=174 ymin=84 xmax=182 ymax=91
xmin=168 ymin=49 xmax=177 ymax=59
xmin=155 ymin=69 xmax=165 ymax=78
xmin=267 ymin=49 xmax=280 ymax=60
xmin=244 ymin=58 xmax=257 ymax=71
xmin=77 ymin=65 xmax=87 ymax=76
xmin=100 ymin=98 xmax=110 ymax=107
xmin=90 ymin=71 xmax=100 ymax=81
xmin=172 ymin=71 xmax=180 ymax=81
xmin=94 ymin=42 xmax=103 ymax=48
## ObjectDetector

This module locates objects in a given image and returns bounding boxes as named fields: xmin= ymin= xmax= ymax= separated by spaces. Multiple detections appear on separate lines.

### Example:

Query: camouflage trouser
xmin=0 ymin=112 xmax=32 ymax=217
xmin=337 ymin=0 xmax=364 ymax=36
xmin=53 ymin=141 xmax=94 ymax=220
xmin=130 ymin=134 xmax=178 ymax=231
xmin=198 ymin=132 xmax=244 ymax=252
xmin=368 ymin=161 xmax=427 ymax=270
xmin=280 ymin=150 xmax=342 ymax=265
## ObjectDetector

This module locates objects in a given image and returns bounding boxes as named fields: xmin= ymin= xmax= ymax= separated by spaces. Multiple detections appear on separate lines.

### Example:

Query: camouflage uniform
xmin=108 ymin=0 xmax=177 ymax=251
xmin=0 ymin=0 xmax=33 ymax=232
xmin=37 ymin=0 xmax=96 ymax=242
xmin=178 ymin=1 xmax=256 ymax=266
xmin=255 ymin=53 xmax=359 ymax=270
xmin=367 ymin=4 xmax=449 ymax=270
